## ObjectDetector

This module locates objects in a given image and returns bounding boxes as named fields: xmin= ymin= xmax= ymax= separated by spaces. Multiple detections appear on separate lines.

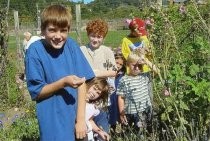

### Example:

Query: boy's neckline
xmin=87 ymin=44 xmax=100 ymax=51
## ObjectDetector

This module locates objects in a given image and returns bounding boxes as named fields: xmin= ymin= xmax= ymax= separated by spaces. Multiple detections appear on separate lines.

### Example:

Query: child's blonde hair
xmin=127 ymin=52 xmax=144 ymax=72
xmin=127 ymin=52 xmax=140 ymax=64
xmin=41 ymin=5 xmax=72 ymax=33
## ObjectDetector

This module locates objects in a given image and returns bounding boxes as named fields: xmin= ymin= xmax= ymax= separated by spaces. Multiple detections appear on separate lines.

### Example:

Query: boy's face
xmin=127 ymin=60 xmax=142 ymax=76
xmin=87 ymin=84 xmax=102 ymax=101
xmin=43 ymin=24 xmax=69 ymax=49
xmin=88 ymin=33 xmax=104 ymax=49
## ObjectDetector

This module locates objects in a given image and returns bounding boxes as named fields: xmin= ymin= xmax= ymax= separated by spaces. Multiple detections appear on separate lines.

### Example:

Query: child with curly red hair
xmin=80 ymin=18 xmax=117 ymax=140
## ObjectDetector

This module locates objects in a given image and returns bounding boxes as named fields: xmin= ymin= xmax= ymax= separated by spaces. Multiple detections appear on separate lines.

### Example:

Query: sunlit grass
xmin=69 ymin=30 xmax=129 ymax=48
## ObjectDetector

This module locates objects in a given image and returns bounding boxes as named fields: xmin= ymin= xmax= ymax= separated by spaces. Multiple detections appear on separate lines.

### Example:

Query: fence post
xmin=76 ymin=4 xmax=82 ymax=45
xmin=14 ymin=11 xmax=23 ymax=74
xmin=6 ymin=0 xmax=10 ymax=28
xmin=36 ymin=3 xmax=41 ymax=33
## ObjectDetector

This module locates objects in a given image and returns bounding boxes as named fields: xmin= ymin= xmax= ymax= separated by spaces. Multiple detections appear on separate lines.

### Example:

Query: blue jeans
xmin=93 ymin=110 xmax=109 ymax=133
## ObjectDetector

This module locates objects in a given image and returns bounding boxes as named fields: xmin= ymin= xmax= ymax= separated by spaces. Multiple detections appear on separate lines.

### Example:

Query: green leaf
xmin=180 ymin=117 xmax=188 ymax=125
xmin=179 ymin=101 xmax=189 ymax=111
xmin=161 ymin=113 xmax=167 ymax=121
xmin=166 ymin=105 xmax=173 ymax=113
xmin=189 ymin=64 xmax=200 ymax=76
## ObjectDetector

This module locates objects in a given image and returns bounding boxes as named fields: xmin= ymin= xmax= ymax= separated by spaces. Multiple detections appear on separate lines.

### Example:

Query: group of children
xmin=24 ymin=4 xmax=159 ymax=141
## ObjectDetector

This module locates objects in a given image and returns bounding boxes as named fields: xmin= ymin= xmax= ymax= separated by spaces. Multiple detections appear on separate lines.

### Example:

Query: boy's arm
xmin=89 ymin=119 xmax=110 ymax=141
xmin=144 ymin=58 xmax=159 ymax=74
xmin=138 ymin=56 xmax=160 ymax=74
xmin=94 ymin=69 xmax=117 ymax=78
xmin=75 ymin=83 xmax=87 ymax=139
xmin=118 ymin=95 xmax=127 ymax=125
xmin=121 ymin=38 xmax=130 ymax=60
xmin=37 ymin=75 xmax=85 ymax=100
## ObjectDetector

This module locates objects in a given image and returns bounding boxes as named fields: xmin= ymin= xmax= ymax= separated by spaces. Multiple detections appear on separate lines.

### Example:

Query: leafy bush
xmin=140 ymin=1 xmax=210 ymax=140
xmin=0 ymin=107 xmax=39 ymax=141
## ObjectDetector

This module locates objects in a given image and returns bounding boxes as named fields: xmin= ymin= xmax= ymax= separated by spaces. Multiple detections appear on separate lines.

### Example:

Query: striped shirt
xmin=116 ymin=73 xmax=152 ymax=114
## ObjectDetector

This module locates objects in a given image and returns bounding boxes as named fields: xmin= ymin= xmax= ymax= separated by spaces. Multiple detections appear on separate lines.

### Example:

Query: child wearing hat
xmin=121 ymin=17 xmax=152 ymax=73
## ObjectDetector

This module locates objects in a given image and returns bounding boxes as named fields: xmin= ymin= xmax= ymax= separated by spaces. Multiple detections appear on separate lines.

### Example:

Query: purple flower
xmin=145 ymin=19 xmax=152 ymax=25
xmin=0 ymin=120 xmax=3 ymax=128
xmin=145 ymin=18 xmax=155 ymax=27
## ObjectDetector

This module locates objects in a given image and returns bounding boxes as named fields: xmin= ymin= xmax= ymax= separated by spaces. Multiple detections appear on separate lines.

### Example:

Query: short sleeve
xmin=121 ymin=37 xmax=131 ymax=60
xmin=67 ymin=39 xmax=95 ymax=81
xmin=25 ymin=42 xmax=47 ymax=100
xmin=116 ymin=78 xmax=126 ymax=97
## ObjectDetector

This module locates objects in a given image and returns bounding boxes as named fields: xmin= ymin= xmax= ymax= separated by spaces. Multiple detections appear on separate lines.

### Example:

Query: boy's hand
xmin=144 ymin=47 xmax=151 ymax=53
xmin=75 ymin=120 xmax=87 ymax=139
xmin=136 ymin=47 xmax=146 ymax=55
xmin=97 ymin=130 xmax=110 ymax=141
xmin=64 ymin=75 xmax=85 ymax=88
xmin=137 ymin=55 xmax=146 ymax=64
xmin=120 ymin=114 xmax=128 ymax=125
xmin=119 ymin=110 xmax=128 ymax=125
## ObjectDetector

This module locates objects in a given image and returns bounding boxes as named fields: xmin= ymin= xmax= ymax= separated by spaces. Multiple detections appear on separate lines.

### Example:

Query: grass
xmin=69 ymin=30 xmax=129 ymax=48
xmin=8 ymin=35 xmax=17 ymax=51
xmin=9 ymin=29 xmax=129 ymax=51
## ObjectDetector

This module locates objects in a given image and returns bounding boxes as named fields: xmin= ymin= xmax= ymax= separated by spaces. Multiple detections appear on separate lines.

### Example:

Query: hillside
xmin=0 ymin=0 xmax=143 ymax=22
xmin=76 ymin=0 xmax=150 ymax=19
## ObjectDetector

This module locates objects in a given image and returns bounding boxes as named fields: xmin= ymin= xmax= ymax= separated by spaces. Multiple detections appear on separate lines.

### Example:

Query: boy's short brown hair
xmin=86 ymin=19 xmax=108 ymax=38
xmin=41 ymin=5 xmax=72 ymax=33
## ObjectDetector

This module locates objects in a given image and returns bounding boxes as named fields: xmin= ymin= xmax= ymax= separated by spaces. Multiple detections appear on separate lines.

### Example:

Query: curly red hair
xmin=86 ymin=19 xmax=108 ymax=38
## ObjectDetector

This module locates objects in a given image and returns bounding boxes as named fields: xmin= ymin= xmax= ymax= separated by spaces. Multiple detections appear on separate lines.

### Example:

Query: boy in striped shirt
xmin=117 ymin=52 xmax=159 ymax=137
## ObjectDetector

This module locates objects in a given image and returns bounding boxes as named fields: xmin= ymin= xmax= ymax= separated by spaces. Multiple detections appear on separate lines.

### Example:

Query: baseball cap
xmin=129 ymin=18 xmax=147 ymax=36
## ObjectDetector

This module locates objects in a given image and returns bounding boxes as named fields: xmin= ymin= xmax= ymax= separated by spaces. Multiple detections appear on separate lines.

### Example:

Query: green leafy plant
xmin=0 ymin=109 xmax=39 ymax=141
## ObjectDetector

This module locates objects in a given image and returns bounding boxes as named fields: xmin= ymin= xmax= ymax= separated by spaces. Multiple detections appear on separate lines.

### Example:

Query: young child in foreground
xmin=117 ymin=52 xmax=159 ymax=137
xmin=84 ymin=78 xmax=110 ymax=141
